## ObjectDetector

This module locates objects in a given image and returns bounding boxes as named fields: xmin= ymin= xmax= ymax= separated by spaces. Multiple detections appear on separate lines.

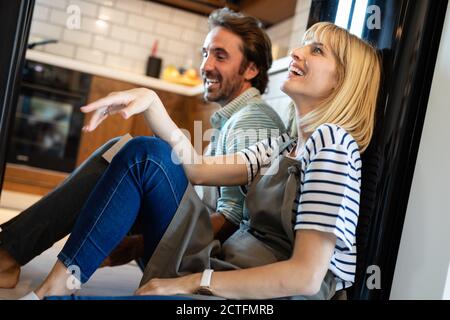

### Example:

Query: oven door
xmin=7 ymin=83 xmax=85 ymax=172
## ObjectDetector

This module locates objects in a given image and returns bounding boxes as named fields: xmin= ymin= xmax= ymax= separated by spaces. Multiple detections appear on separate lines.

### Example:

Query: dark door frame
xmin=0 ymin=0 xmax=35 ymax=192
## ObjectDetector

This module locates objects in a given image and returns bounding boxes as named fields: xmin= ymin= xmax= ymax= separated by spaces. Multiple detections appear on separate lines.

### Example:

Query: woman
xmin=22 ymin=22 xmax=380 ymax=300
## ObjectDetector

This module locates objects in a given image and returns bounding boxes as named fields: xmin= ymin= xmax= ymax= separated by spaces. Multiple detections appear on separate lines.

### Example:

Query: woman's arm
xmin=136 ymin=229 xmax=336 ymax=299
xmin=80 ymin=88 xmax=248 ymax=186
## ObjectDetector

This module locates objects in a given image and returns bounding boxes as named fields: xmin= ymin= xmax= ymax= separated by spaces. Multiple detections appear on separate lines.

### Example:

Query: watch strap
xmin=200 ymin=269 xmax=214 ymax=287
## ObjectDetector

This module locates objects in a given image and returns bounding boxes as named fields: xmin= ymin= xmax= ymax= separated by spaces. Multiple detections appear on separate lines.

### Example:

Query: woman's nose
xmin=290 ymin=47 xmax=305 ymax=61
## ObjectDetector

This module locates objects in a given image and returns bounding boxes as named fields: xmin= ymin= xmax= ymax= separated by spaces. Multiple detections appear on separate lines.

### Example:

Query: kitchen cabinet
xmin=77 ymin=75 xmax=218 ymax=165
xmin=4 ymin=75 xmax=218 ymax=196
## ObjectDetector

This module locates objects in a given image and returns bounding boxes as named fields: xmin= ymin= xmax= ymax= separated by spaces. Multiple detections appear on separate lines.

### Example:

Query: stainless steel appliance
xmin=7 ymin=60 xmax=91 ymax=172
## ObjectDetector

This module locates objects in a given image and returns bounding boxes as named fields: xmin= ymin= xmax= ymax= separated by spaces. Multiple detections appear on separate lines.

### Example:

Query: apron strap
xmin=278 ymin=138 xmax=297 ymax=154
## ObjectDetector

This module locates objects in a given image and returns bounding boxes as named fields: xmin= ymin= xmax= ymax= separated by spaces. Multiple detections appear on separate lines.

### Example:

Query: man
xmin=0 ymin=8 xmax=285 ymax=288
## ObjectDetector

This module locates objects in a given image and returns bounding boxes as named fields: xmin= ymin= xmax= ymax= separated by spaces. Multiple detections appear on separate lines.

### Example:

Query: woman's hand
xmin=80 ymin=88 xmax=165 ymax=132
xmin=135 ymin=273 xmax=201 ymax=296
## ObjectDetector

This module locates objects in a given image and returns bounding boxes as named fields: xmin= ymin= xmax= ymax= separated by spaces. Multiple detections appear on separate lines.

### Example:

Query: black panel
xmin=0 ymin=0 xmax=35 ymax=192
xmin=308 ymin=0 xmax=448 ymax=299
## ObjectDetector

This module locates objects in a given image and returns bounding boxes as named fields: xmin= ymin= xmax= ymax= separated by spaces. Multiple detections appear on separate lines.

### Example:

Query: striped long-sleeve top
xmin=237 ymin=123 xmax=362 ymax=290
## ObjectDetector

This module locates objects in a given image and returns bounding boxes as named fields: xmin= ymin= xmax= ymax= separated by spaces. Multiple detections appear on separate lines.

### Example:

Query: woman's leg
xmin=0 ymin=137 xmax=120 ymax=288
xmin=34 ymin=137 xmax=188 ymax=298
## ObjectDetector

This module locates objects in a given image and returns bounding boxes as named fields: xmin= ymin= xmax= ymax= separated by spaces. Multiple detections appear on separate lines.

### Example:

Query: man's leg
xmin=34 ymin=137 xmax=187 ymax=297
xmin=0 ymin=137 xmax=120 ymax=287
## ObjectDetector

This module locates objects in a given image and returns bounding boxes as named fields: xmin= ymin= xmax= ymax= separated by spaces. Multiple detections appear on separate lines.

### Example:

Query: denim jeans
xmin=0 ymin=137 xmax=119 ymax=265
xmin=58 ymin=137 xmax=188 ymax=283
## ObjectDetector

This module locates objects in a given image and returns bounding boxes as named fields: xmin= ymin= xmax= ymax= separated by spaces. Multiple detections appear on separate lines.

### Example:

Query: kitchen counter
xmin=25 ymin=50 xmax=204 ymax=97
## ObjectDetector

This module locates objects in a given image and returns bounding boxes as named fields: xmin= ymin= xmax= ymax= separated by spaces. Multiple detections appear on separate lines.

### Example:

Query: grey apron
xmin=140 ymin=140 xmax=336 ymax=300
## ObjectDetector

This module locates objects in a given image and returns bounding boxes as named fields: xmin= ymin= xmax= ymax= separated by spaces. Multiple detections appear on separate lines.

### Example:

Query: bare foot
xmin=35 ymin=260 xmax=77 ymax=299
xmin=0 ymin=248 xmax=21 ymax=288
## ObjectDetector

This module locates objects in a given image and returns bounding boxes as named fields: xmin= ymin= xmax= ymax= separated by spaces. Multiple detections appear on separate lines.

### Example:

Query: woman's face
xmin=281 ymin=40 xmax=339 ymax=112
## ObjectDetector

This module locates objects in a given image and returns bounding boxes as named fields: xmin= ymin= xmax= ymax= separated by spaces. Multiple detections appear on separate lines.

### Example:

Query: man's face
xmin=200 ymin=27 xmax=252 ymax=106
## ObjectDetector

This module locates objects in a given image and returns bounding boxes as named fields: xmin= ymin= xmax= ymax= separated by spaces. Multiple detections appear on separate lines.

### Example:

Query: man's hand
xmin=100 ymin=234 xmax=145 ymax=268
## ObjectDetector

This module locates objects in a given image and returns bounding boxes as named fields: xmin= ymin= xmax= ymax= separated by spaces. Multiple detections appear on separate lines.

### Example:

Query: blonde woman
xmin=21 ymin=22 xmax=380 ymax=300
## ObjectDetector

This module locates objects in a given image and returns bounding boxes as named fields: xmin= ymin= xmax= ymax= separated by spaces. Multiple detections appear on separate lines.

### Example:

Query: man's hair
xmin=208 ymin=7 xmax=272 ymax=94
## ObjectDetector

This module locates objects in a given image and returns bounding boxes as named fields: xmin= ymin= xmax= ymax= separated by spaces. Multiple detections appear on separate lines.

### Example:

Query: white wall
xmin=29 ymin=0 xmax=208 ymax=74
xmin=390 ymin=5 xmax=450 ymax=300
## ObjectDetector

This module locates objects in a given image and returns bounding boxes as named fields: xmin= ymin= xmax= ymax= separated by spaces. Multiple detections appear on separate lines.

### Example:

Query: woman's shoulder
xmin=305 ymin=123 xmax=360 ymax=162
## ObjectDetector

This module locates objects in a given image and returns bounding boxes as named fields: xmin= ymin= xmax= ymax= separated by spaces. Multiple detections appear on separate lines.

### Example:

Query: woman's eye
xmin=313 ymin=46 xmax=323 ymax=54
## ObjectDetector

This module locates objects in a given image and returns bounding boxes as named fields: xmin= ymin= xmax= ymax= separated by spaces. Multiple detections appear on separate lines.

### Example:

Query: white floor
xmin=0 ymin=191 xmax=142 ymax=300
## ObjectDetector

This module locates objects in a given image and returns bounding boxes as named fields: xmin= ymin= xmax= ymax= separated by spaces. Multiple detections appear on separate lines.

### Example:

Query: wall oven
xmin=7 ymin=60 xmax=91 ymax=173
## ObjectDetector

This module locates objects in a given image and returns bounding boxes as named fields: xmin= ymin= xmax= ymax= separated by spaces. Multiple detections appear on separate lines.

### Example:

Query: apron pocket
xmin=221 ymin=229 xmax=278 ymax=268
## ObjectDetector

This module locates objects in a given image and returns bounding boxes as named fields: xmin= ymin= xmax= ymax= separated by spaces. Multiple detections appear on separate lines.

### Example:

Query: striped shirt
xmin=200 ymin=87 xmax=286 ymax=226
xmin=237 ymin=123 xmax=361 ymax=290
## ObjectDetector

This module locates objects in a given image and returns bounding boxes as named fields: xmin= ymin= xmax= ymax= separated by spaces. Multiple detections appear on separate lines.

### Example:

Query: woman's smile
xmin=288 ymin=61 xmax=307 ymax=78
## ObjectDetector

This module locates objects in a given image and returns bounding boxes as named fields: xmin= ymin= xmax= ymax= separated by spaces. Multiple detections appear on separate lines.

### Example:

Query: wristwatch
xmin=196 ymin=269 xmax=214 ymax=295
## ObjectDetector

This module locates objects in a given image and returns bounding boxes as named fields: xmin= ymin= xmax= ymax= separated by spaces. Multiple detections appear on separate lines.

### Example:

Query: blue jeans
xmin=58 ymin=137 xmax=188 ymax=283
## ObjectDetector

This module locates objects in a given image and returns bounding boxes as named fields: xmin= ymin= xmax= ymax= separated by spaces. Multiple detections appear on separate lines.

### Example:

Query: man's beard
xmin=203 ymin=71 xmax=245 ymax=105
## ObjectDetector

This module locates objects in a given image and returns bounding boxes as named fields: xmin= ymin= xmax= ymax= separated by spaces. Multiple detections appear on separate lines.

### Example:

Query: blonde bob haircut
xmin=288 ymin=22 xmax=381 ymax=153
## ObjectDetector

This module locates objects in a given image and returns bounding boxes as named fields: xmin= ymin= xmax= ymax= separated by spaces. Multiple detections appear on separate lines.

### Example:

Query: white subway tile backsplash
xmin=171 ymin=10 xmax=200 ymax=28
xmin=138 ymin=32 xmax=166 ymax=51
xmin=159 ymin=51 xmax=184 ymax=69
xmin=76 ymin=47 xmax=104 ymax=64
xmin=154 ymin=21 xmax=183 ymax=39
xmin=68 ymin=0 xmax=98 ymax=18
xmin=49 ymin=9 xmax=67 ymax=26
xmin=105 ymin=53 xmax=134 ymax=72
xmin=36 ymin=0 xmax=67 ymax=10
xmin=181 ymin=29 xmax=206 ymax=45
xmin=132 ymin=59 xmax=146 ymax=75
xmin=197 ymin=17 xmax=209 ymax=32
xmin=143 ymin=1 xmax=172 ymax=22
xmin=115 ymin=0 xmax=143 ymax=14
xmin=88 ymin=0 xmax=115 ymax=6
xmin=93 ymin=35 xmax=121 ymax=54
xmin=82 ymin=17 xmax=110 ymax=35
xmin=110 ymin=25 xmax=138 ymax=42
xmin=98 ymin=6 xmax=127 ymax=25
xmin=43 ymin=42 xmax=75 ymax=58
xmin=31 ymin=20 xmax=63 ymax=39
xmin=166 ymin=40 xmax=190 ymax=56
xmin=33 ymin=5 xmax=50 ymax=21
xmin=121 ymin=43 xmax=149 ymax=61
xmin=63 ymin=28 xmax=93 ymax=46
xmin=127 ymin=14 xmax=155 ymax=32
xmin=31 ymin=0 xmax=210 ymax=75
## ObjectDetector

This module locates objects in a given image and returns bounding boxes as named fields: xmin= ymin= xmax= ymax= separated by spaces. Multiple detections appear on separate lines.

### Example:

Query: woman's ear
xmin=244 ymin=62 xmax=260 ymax=81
